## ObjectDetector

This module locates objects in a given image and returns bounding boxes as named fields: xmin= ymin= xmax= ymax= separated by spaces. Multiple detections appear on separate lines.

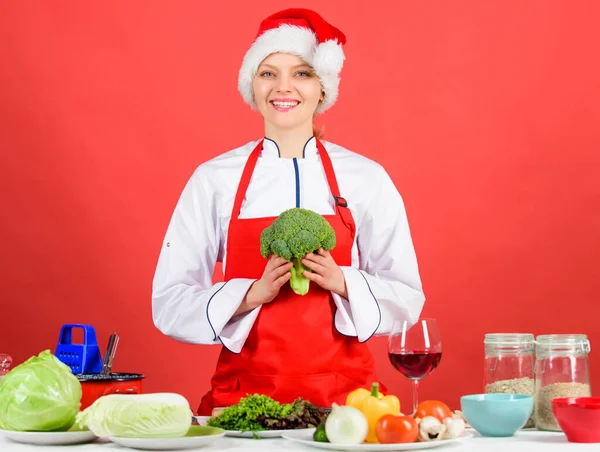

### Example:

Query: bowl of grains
xmin=552 ymin=397 xmax=600 ymax=443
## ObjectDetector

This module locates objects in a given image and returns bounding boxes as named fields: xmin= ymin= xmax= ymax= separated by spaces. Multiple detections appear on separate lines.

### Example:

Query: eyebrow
xmin=258 ymin=63 xmax=313 ymax=70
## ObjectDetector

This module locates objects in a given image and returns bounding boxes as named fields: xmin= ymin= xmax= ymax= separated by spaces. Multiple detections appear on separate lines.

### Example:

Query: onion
xmin=325 ymin=403 xmax=368 ymax=444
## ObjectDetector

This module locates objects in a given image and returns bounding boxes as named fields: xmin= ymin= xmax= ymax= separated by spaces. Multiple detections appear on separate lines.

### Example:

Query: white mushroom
xmin=418 ymin=416 xmax=446 ymax=442
xmin=452 ymin=410 xmax=471 ymax=428
xmin=442 ymin=417 xmax=465 ymax=439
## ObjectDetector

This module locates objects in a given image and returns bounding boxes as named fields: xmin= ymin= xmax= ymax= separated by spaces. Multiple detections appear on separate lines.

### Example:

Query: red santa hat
xmin=238 ymin=8 xmax=347 ymax=114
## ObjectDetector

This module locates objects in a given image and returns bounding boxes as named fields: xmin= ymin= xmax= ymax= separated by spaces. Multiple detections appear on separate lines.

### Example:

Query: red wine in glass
xmin=388 ymin=318 xmax=442 ymax=415
xmin=389 ymin=350 xmax=442 ymax=379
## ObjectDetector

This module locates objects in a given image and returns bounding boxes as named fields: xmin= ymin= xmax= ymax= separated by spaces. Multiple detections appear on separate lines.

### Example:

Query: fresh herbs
xmin=206 ymin=395 xmax=327 ymax=432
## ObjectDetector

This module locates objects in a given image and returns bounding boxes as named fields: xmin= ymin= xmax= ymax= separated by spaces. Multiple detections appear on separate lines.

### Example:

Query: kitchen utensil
xmin=460 ymin=393 xmax=533 ymax=437
xmin=552 ymin=397 xmax=600 ymax=443
xmin=388 ymin=318 xmax=442 ymax=415
xmin=77 ymin=372 xmax=145 ymax=410
xmin=101 ymin=333 xmax=119 ymax=375
xmin=55 ymin=324 xmax=103 ymax=374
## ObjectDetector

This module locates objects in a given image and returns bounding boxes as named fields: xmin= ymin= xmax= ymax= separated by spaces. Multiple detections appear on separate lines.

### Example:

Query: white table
xmin=1 ymin=430 xmax=598 ymax=452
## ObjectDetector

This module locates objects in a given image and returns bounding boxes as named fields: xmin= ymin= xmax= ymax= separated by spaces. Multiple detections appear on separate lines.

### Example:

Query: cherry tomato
xmin=415 ymin=400 xmax=452 ymax=422
xmin=375 ymin=414 xmax=419 ymax=444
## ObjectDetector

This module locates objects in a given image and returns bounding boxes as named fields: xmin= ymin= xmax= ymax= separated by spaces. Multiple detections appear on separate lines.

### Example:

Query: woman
xmin=152 ymin=8 xmax=426 ymax=416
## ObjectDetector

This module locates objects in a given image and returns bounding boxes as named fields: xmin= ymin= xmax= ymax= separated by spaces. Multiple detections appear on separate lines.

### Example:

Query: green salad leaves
xmin=207 ymin=394 xmax=326 ymax=432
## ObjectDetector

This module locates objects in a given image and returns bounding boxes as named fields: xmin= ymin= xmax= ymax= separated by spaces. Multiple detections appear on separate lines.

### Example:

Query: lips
xmin=270 ymin=99 xmax=300 ymax=112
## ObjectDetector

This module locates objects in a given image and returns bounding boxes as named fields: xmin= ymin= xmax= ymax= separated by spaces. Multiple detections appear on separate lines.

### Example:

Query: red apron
xmin=198 ymin=138 xmax=382 ymax=415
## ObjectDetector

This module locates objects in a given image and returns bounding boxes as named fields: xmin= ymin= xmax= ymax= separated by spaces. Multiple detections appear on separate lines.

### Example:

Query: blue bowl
xmin=460 ymin=394 xmax=534 ymax=437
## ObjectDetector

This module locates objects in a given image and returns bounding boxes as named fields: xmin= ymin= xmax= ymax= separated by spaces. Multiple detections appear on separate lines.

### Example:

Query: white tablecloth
xmin=1 ymin=430 xmax=598 ymax=452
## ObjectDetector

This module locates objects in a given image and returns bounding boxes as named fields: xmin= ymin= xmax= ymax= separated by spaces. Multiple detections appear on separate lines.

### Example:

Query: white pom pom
xmin=312 ymin=40 xmax=345 ymax=74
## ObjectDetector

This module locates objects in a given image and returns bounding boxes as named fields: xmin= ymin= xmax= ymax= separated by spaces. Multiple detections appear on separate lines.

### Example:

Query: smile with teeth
xmin=271 ymin=100 xmax=300 ymax=108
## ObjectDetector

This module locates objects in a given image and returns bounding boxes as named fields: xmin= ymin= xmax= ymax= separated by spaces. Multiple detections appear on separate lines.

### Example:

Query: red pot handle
xmin=102 ymin=387 xmax=139 ymax=396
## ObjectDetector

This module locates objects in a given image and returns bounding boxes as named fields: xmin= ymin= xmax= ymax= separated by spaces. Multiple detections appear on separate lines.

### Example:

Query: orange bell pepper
xmin=346 ymin=382 xmax=401 ymax=443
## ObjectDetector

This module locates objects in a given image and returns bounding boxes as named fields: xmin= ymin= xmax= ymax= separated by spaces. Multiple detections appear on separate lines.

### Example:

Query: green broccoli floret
xmin=259 ymin=208 xmax=336 ymax=295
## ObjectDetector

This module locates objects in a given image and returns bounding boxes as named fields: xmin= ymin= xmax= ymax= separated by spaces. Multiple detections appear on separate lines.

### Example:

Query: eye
xmin=296 ymin=71 xmax=312 ymax=77
xmin=259 ymin=71 xmax=274 ymax=77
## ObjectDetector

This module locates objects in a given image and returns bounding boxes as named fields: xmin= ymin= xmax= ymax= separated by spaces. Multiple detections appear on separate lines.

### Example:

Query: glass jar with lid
xmin=484 ymin=333 xmax=535 ymax=427
xmin=534 ymin=334 xmax=591 ymax=431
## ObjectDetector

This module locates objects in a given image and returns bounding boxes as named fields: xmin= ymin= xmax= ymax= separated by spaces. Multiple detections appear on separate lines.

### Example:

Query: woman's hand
xmin=235 ymin=256 xmax=293 ymax=316
xmin=302 ymin=248 xmax=348 ymax=298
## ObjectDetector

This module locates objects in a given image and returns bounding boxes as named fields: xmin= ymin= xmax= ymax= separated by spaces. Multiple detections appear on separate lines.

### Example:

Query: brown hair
xmin=313 ymin=123 xmax=324 ymax=139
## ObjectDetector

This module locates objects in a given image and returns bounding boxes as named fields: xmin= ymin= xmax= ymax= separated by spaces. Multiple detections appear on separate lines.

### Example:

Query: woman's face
xmin=252 ymin=52 xmax=323 ymax=133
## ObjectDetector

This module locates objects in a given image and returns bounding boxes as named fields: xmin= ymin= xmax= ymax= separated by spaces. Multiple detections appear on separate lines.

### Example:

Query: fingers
xmin=271 ymin=261 xmax=293 ymax=279
xmin=302 ymin=257 xmax=326 ymax=274
xmin=273 ymin=271 xmax=291 ymax=288
xmin=268 ymin=255 xmax=289 ymax=270
xmin=303 ymin=270 xmax=324 ymax=285
xmin=305 ymin=248 xmax=334 ymax=267
xmin=304 ymin=251 xmax=326 ymax=265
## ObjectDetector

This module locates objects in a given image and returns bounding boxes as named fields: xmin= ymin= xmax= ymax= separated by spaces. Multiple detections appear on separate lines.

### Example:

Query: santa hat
xmin=238 ymin=8 xmax=347 ymax=114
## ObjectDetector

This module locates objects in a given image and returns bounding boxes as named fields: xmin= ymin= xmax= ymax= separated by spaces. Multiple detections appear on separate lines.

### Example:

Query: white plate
xmin=108 ymin=426 xmax=225 ymax=450
xmin=225 ymin=427 xmax=316 ymax=438
xmin=193 ymin=416 xmax=315 ymax=438
xmin=282 ymin=430 xmax=474 ymax=451
xmin=0 ymin=428 xmax=97 ymax=446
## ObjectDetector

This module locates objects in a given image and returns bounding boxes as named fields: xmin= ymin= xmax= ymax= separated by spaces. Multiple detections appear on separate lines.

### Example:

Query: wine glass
xmin=388 ymin=318 xmax=442 ymax=415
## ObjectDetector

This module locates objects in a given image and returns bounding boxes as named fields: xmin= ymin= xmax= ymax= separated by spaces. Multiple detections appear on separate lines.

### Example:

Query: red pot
xmin=78 ymin=372 xmax=145 ymax=410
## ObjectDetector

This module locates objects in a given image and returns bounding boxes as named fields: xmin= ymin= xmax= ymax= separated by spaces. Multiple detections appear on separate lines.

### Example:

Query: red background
xmin=1 ymin=1 xmax=599 ymax=412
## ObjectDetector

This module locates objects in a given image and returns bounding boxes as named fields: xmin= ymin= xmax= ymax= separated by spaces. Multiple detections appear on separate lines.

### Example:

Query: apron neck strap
xmin=231 ymin=140 xmax=263 ymax=219
xmin=316 ymin=139 xmax=345 ymax=208
xmin=231 ymin=139 xmax=356 ymax=238
xmin=316 ymin=139 xmax=356 ymax=238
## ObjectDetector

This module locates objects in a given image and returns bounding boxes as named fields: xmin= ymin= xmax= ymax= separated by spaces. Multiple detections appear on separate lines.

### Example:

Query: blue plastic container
xmin=55 ymin=324 xmax=103 ymax=374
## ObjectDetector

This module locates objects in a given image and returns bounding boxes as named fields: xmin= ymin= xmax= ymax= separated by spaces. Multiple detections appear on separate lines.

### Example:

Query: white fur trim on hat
xmin=238 ymin=24 xmax=345 ymax=114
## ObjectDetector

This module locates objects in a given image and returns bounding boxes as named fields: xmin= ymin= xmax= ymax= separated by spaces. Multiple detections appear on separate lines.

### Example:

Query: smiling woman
xmin=252 ymin=54 xmax=323 ymax=146
xmin=151 ymin=8 xmax=426 ymax=416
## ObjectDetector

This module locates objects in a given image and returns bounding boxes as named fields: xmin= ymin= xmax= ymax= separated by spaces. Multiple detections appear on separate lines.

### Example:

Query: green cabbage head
xmin=0 ymin=350 xmax=82 ymax=431
xmin=76 ymin=393 xmax=192 ymax=438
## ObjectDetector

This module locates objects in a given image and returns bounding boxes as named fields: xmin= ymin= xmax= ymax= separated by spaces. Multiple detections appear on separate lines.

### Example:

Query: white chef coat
xmin=152 ymin=137 xmax=426 ymax=353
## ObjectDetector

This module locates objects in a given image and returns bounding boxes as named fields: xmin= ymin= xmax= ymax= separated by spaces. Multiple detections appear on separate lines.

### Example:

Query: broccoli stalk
xmin=290 ymin=258 xmax=310 ymax=295
xmin=260 ymin=208 xmax=336 ymax=296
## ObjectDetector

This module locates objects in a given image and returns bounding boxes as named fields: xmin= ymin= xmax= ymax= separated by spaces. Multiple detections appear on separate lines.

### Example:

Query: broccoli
xmin=259 ymin=208 xmax=336 ymax=295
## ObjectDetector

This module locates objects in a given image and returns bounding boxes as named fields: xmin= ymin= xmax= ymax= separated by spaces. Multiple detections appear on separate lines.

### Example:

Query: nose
xmin=275 ymin=74 xmax=293 ymax=93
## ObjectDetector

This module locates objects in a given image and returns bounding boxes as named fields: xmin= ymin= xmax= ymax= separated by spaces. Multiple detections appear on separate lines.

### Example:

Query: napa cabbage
xmin=76 ymin=393 xmax=192 ymax=438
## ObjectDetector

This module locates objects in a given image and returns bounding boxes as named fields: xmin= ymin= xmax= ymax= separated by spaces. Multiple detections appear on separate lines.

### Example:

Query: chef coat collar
xmin=261 ymin=136 xmax=318 ymax=160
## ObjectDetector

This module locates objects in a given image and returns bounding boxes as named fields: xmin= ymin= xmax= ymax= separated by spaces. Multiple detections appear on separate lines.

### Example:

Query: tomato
xmin=415 ymin=400 xmax=453 ymax=422
xmin=375 ymin=414 xmax=419 ymax=444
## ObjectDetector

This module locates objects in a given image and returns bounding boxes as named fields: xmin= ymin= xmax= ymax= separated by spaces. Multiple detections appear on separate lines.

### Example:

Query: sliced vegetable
xmin=0 ymin=350 xmax=81 ymax=432
xmin=325 ymin=403 xmax=368 ymax=444
xmin=76 ymin=393 xmax=192 ymax=438
xmin=346 ymin=382 xmax=400 ymax=443
xmin=415 ymin=400 xmax=452 ymax=423
xmin=375 ymin=414 xmax=419 ymax=444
